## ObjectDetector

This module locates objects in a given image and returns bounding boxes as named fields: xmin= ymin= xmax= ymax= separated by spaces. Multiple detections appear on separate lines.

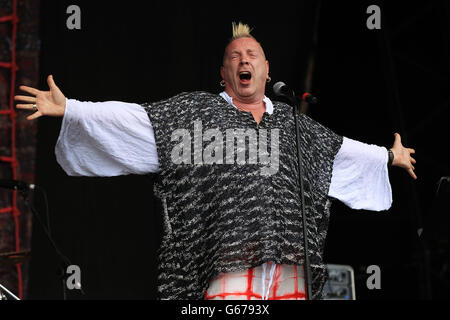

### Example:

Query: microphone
xmin=272 ymin=81 xmax=318 ymax=105
xmin=0 ymin=179 xmax=35 ymax=191
xmin=273 ymin=81 xmax=295 ymax=100
xmin=302 ymin=92 xmax=318 ymax=105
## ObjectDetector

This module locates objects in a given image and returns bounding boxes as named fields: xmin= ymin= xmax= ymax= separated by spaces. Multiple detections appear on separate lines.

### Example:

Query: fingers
xmin=26 ymin=111 xmax=42 ymax=121
xmin=394 ymin=132 xmax=402 ymax=145
xmin=16 ymin=103 xmax=41 ymax=120
xmin=18 ymin=85 xmax=40 ymax=96
xmin=47 ymin=74 xmax=59 ymax=91
xmin=14 ymin=95 xmax=36 ymax=103
xmin=408 ymin=151 xmax=417 ymax=179
xmin=408 ymin=148 xmax=415 ymax=154
xmin=16 ymin=104 xmax=36 ymax=110
xmin=408 ymin=168 xmax=417 ymax=180
xmin=408 ymin=156 xmax=417 ymax=179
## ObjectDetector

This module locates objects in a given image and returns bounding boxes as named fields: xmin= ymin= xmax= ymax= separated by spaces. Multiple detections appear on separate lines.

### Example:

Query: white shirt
xmin=56 ymin=93 xmax=392 ymax=211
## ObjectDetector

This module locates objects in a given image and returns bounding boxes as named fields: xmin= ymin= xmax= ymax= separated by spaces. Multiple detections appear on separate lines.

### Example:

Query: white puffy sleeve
xmin=55 ymin=98 xmax=159 ymax=177
xmin=328 ymin=137 xmax=392 ymax=211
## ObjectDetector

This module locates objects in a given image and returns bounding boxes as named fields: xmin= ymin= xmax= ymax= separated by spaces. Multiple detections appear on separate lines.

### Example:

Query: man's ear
xmin=220 ymin=66 xmax=225 ymax=80
xmin=266 ymin=60 xmax=270 ymax=77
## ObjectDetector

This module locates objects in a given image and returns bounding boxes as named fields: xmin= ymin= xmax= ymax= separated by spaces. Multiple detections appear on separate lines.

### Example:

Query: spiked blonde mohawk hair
xmin=231 ymin=21 xmax=254 ymax=40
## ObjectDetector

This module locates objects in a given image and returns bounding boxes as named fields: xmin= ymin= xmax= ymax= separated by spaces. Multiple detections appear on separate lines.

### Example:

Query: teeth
xmin=239 ymin=71 xmax=251 ymax=80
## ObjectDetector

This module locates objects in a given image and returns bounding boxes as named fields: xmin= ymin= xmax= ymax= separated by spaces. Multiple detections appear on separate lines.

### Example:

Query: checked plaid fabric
xmin=205 ymin=262 xmax=306 ymax=300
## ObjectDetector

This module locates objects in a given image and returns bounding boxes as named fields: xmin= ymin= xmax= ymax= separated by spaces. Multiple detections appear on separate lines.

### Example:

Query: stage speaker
xmin=322 ymin=264 xmax=356 ymax=300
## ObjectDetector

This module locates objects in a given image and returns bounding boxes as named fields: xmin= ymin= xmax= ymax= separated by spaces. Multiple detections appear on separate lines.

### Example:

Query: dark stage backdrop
xmin=27 ymin=0 xmax=449 ymax=299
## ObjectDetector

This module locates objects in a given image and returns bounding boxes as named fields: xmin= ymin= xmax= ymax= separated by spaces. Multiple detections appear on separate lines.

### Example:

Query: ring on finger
xmin=32 ymin=104 xmax=37 ymax=111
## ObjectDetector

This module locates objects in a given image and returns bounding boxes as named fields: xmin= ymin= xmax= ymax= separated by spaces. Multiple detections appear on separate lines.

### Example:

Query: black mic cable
xmin=1 ymin=180 xmax=85 ymax=298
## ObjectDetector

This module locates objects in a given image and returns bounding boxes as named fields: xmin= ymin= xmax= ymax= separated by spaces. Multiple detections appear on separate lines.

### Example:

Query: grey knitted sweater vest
xmin=141 ymin=91 xmax=343 ymax=299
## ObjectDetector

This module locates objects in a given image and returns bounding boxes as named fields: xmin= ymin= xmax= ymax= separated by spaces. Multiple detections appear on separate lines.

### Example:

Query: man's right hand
xmin=15 ymin=75 xmax=66 ymax=120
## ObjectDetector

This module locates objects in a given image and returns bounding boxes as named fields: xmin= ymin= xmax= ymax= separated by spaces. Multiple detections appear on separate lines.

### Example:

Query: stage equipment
xmin=322 ymin=264 xmax=356 ymax=300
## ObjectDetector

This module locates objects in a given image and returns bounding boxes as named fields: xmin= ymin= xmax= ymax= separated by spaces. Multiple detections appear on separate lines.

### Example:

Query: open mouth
xmin=239 ymin=71 xmax=252 ymax=81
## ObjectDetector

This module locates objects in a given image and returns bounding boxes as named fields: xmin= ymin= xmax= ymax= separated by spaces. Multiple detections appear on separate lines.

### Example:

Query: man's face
xmin=221 ymin=37 xmax=269 ymax=103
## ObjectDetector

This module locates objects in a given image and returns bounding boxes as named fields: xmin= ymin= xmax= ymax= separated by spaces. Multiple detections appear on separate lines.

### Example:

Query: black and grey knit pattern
xmin=141 ymin=91 xmax=343 ymax=300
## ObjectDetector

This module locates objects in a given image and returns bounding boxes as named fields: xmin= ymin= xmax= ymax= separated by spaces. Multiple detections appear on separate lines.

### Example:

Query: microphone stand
xmin=290 ymin=95 xmax=313 ymax=300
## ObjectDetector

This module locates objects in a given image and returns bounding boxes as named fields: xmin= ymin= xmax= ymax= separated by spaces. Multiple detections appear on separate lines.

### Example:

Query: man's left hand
xmin=390 ymin=133 xmax=417 ymax=180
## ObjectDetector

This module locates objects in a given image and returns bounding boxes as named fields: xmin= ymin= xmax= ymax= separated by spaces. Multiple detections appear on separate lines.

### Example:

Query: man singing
xmin=15 ymin=22 xmax=416 ymax=300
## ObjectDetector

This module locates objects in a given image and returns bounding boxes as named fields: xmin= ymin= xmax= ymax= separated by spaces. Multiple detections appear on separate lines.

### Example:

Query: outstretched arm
xmin=15 ymin=75 xmax=66 ymax=119
xmin=14 ymin=75 xmax=159 ymax=177
xmin=328 ymin=133 xmax=417 ymax=211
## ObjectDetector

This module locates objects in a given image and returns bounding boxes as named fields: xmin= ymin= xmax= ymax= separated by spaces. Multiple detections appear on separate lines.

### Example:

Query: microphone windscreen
xmin=272 ymin=81 xmax=286 ymax=96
